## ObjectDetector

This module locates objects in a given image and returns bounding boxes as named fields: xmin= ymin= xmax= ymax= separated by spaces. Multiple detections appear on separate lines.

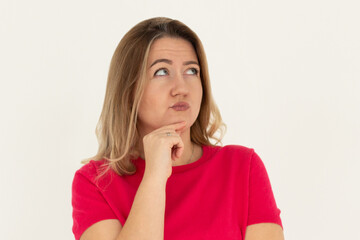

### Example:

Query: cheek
xmin=145 ymin=86 xmax=164 ymax=104
xmin=196 ymin=82 xmax=203 ymax=105
xmin=138 ymin=85 xmax=166 ymax=112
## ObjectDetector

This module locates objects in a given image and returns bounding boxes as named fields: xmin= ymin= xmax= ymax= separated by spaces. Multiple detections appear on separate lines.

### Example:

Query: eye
xmin=185 ymin=68 xmax=199 ymax=75
xmin=154 ymin=68 xmax=169 ymax=76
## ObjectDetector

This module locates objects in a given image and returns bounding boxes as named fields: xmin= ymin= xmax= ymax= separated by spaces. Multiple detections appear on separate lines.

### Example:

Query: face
xmin=137 ymin=37 xmax=203 ymax=135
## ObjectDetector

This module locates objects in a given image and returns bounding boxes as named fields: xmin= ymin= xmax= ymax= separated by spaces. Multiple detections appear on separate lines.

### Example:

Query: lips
xmin=171 ymin=101 xmax=190 ymax=111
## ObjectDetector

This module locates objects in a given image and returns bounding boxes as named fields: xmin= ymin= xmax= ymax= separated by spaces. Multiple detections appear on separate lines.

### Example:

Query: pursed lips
xmin=170 ymin=101 xmax=190 ymax=110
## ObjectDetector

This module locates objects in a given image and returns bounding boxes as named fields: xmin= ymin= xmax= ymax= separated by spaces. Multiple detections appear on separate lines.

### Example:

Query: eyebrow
xmin=149 ymin=58 xmax=199 ymax=68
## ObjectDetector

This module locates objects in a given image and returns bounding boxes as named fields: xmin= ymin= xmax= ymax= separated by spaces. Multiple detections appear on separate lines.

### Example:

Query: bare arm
xmin=244 ymin=223 xmax=284 ymax=240
xmin=116 ymin=173 xmax=167 ymax=240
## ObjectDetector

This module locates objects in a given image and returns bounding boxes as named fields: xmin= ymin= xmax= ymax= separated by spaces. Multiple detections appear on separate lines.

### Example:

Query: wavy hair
xmin=81 ymin=17 xmax=226 ymax=179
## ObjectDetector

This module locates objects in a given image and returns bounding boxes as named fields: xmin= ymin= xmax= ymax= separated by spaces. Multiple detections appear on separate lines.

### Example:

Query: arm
xmin=116 ymin=173 xmax=167 ymax=240
xmin=77 ymin=122 xmax=186 ymax=240
xmin=80 ymin=173 xmax=167 ymax=240
xmin=244 ymin=223 xmax=284 ymax=240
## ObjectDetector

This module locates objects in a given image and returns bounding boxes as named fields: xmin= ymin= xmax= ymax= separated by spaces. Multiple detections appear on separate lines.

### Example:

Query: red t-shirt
xmin=72 ymin=144 xmax=282 ymax=239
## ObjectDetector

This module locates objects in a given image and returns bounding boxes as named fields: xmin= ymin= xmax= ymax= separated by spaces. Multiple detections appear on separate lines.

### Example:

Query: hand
xmin=142 ymin=121 xmax=187 ymax=180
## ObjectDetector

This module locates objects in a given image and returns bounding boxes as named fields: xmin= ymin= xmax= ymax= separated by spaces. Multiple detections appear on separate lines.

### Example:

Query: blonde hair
xmin=82 ymin=17 xmax=226 ymax=179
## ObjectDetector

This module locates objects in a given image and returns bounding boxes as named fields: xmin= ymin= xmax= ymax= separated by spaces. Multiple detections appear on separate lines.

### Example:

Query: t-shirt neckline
xmin=132 ymin=144 xmax=210 ymax=173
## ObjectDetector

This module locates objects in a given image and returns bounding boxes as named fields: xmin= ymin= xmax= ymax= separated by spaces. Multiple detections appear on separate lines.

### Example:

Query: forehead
xmin=147 ymin=37 xmax=198 ymax=62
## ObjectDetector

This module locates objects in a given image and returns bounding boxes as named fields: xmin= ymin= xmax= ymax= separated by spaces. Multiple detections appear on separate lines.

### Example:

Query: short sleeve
xmin=247 ymin=150 xmax=283 ymax=228
xmin=71 ymin=170 xmax=118 ymax=240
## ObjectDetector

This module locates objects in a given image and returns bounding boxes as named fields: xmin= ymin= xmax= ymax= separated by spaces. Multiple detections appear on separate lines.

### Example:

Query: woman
xmin=72 ymin=17 xmax=284 ymax=240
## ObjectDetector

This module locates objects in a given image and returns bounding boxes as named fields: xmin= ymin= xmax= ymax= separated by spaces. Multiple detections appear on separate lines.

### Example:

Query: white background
xmin=1 ymin=0 xmax=359 ymax=239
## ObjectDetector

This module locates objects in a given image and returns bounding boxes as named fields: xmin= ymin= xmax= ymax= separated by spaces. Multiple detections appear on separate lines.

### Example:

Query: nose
xmin=170 ymin=72 xmax=189 ymax=97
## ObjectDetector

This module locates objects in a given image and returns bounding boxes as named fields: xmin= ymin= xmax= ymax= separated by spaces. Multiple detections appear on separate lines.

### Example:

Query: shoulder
xmin=221 ymin=144 xmax=254 ymax=153
xmin=78 ymin=158 xmax=107 ymax=172
xmin=206 ymin=144 xmax=258 ymax=170
xmin=213 ymin=144 xmax=255 ymax=160
xmin=73 ymin=159 xmax=111 ymax=186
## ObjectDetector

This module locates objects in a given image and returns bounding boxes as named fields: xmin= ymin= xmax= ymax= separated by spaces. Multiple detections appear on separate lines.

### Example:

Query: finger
xmin=166 ymin=122 xmax=187 ymax=135
xmin=170 ymin=136 xmax=184 ymax=160
xmin=173 ymin=121 xmax=187 ymax=131
xmin=171 ymin=146 xmax=182 ymax=161
xmin=175 ymin=144 xmax=184 ymax=159
xmin=157 ymin=121 xmax=187 ymax=133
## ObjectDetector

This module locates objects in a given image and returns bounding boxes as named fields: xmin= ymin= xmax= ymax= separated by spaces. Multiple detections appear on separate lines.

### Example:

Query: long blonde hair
xmin=82 ymin=17 xmax=226 ymax=179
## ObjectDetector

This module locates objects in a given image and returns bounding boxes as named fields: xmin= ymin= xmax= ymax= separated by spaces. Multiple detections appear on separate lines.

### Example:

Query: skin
xmin=136 ymin=36 xmax=203 ymax=168
xmin=80 ymin=37 xmax=285 ymax=240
